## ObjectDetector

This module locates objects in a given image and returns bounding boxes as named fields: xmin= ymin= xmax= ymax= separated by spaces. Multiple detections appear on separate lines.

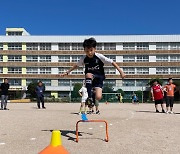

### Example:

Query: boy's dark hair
xmin=168 ymin=78 xmax=172 ymax=81
xmin=83 ymin=37 xmax=97 ymax=49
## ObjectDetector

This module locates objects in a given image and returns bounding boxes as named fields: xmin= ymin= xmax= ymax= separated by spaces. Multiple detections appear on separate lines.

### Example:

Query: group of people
xmin=0 ymin=38 xmax=178 ymax=115
xmin=151 ymin=78 xmax=176 ymax=113
xmin=0 ymin=79 xmax=46 ymax=110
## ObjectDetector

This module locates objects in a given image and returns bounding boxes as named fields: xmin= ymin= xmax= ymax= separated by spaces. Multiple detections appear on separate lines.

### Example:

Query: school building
xmin=0 ymin=28 xmax=180 ymax=99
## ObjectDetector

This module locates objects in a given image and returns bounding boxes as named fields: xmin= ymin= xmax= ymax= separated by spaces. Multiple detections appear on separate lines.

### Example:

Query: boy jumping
xmin=61 ymin=38 xmax=125 ymax=107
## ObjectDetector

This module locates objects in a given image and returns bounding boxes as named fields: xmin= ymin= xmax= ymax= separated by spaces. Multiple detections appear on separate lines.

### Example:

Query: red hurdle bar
xmin=76 ymin=120 xmax=109 ymax=142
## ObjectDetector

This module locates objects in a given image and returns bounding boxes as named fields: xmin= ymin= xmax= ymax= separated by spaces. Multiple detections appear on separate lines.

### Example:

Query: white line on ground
xmin=110 ymin=123 xmax=113 ymax=126
xmin=99 ymin=125 xmax=103 ymax=128
xmin=89 ymin=128 xmax=93 ymax=130
xmin=30 ymin=138 xmax=36 ymax=141
xmin=0 ymin=143 xmax=5 ymax=145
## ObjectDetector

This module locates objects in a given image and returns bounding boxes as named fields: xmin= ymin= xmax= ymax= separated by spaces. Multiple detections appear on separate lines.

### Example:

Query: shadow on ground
xmin=41 ymin=129 xmax=93 ymax=142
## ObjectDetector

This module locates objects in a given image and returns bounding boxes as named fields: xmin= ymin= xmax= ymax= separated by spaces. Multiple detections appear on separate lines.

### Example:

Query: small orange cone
xmin=39 ymin=130 xmax=69 ymax=154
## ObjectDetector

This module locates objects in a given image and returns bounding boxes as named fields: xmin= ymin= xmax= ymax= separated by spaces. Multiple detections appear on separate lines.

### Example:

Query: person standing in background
xmin=0 ymin=78 xmax=10 ymax=110
xmin=164 ymin=78 xmax=176 ymax=114
xmin=35 ymin=81 xmax=46 ymax=109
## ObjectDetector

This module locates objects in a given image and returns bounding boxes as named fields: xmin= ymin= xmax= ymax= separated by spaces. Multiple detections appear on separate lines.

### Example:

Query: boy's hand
xmin=121 ymin=73 xmax=126 ymax=79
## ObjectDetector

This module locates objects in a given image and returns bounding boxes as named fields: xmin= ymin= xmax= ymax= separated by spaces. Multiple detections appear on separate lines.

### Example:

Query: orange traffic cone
xmin=39 ymin=130 xmax=69 ymax=154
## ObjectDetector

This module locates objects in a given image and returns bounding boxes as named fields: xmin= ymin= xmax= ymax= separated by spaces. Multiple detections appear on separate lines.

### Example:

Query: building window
xmin=72 ymin=43 xmax=83 ymax=50
xmin=26 ymin=55 xmax=38 ymax=62
xmin=156 ymin=68 xmax=169 ymax=74
xmin=136 ymin=80 xmax=148 ymax=86
xmin=39 ymin=55 xmax=51 ymax=62
xmin=170 ymin=55 xmax=180 ymax=62
xmin=156 ymin=55 xmax=168 ymax=62
xmin=26 ymin=43 xmax=38 ymax=50
xmin=7 ymin=32 xmax=22 ymax=36
xmin=136 ymin=67 xmax=149 ymax=74
xmin=122 ymin=80 xmax=135 ymax=86
xmin=8 ymin=43 xmax=22 ymax=50
xmin=58 ymin=43 xmax=70 ymax=50
xmin=156 ymin=43 xmax=168 ymax=50
xmin=96 ymin=43 xmax=103 ymax=50
xmin=58 ymin=67 xmax=70 ymax=74
xmin=170 ymin=43 xmax=180 ymax=50
xmin=0 ymin=43 xmax=3 ymax=50
xmin=40 ymin=43 xmax=51 ymax=50
xmin=71 ymin=68 xmax=84 ymax=74
xmin=170 ymin=68 xmax=180 ymax=74
xmin=8 ymin=67 xmax=22 ymax=74
xmin=9 ymin=79 xmax=21 ymax=86
xmin=105 ymin=67 xmax=116 ymax=74
xmin=58 ymin=55 xmax=70 ymax=62
xmin=137 ymin=43 xmax=149 ymax=50
xmin=0 ymin=55 xmax=3 ymax=62
xmin=0 ymin=67 xmax=2 ymax=73
xmin=26 ymin=68 xmax=38 ymax=74
xmin=136 ymin=55 xmax=149 ymax=62
xmin=8 ymin=55 xmax=22 ymax=62
xmin=104 ymin=80 xmax=116 ymax=86
xmin=58 ymin=79 xmax=70 ymax=86
xmin=72 ymin=55 xmax=82 ymax=62
xmin=104 ymin=43 xmax=116 ymax=50
xmin=106 ymin=55 xmax=116 ymax=61
xmin=41 ymin=79 xmax=51 ymax=86
xmin=72 ymin=79 xmax=82 ymax=86
xmin=40 ymin=67 xmax=51 ymax=74
xmin=123 ymin=43 xmax=135 ymax=50
xmin=123 ymin=55 xmax=135 ymax=62
xmin=123 ymin=67 xmax=135 ymax=74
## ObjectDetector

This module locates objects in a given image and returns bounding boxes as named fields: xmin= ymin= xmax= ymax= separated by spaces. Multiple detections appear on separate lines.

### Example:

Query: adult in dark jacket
xmin=0 ymin=78 xmax=10 ymax=110
xmin=35 ymin=81 xmax=46 ymax=109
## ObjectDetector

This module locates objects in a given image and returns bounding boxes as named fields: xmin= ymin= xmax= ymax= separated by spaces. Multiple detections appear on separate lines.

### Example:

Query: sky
xmin=0 ymin=0 xmax=180 ymax=35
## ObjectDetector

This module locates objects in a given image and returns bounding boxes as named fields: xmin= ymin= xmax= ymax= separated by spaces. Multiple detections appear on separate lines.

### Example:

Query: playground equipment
xmin=39 ymin=130 xmax=68 ymax=154
xmin=76 ymin=114 xmax=109 ymax=142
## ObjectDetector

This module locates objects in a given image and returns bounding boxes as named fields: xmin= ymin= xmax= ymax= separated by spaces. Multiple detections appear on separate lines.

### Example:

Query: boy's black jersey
xmin=77 ymin=53 xmax=113 ymax=77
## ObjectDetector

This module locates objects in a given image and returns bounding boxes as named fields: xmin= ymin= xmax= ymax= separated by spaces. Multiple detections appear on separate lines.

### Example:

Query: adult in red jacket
xmin=151 ymin=80 xmax=165 ymax=113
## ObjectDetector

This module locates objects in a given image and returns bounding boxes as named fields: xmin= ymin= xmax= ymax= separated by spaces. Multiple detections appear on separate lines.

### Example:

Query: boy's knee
xmin=85 ymin=73 xmax=93 ymax=79
xmin=96 ymin=95 xmax=102 ymax=100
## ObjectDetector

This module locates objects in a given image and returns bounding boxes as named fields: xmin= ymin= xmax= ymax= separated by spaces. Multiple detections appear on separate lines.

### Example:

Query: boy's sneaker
xmin=42 ymin=107 xmax=46 ymax=109
xmin=166 ymin=111 xmax=170 ymax=114
xmin=78 ymin=112 xmax=82 ymax=115
xmin=162 ymin=109 xmax=165 ymax=113
xmin=96 ymin=110 xmax=100 ymax=114
xmin=156 ymin=110 xmax=159 ymax=113
xmin=4 ymin=108 xmax=9 ymax=110
xmin=0 ymin=108 xmax=3 ymax=110
xmin=169 ymin=111 xmax=174 ymax=114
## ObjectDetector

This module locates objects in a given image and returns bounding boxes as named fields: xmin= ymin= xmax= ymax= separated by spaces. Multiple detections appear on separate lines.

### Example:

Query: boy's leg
xmin=4 ymin=95 xmax=8 ymax=109
xmin=154 ymin=100 xmax=159 ymax=112
xmin=1 ymin=95 xmax=5 ymax=109
xmin=41 ymin=97 xmax=45 ymax=108
xmin=85 ymin=73 xmax=93 ymax=99
xmin=170 ymin=97 xmax=174 ymax=112
xmin=37 ymin=97 xmax=41 ymax=109
xmin=79 ymin=102 xmax=83 ymax=114
xmin=166 ymin=97 xmax=170 ymax=113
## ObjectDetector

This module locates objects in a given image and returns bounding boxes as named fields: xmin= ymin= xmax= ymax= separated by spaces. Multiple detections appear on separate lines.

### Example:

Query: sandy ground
xmin=0 ymin=103 xmax=180 ymax=154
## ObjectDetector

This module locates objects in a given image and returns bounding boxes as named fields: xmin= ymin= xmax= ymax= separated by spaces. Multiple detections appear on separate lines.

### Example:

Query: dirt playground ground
xmin=0 ymin=103 xmax=180 ymax=154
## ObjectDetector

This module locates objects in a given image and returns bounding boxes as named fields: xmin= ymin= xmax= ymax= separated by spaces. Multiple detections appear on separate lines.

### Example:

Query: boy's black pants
xmin=37 ymin=96 xmax=45 ymax=108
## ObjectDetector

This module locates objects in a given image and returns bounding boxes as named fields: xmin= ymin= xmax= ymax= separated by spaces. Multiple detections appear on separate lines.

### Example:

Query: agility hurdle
xmin=76 ymin=119 xmax=109 ymax=142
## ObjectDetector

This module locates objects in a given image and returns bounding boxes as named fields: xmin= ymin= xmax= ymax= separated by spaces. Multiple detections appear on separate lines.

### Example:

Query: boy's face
xmin=153 ymin=81 xmax=158 ymax=85
xmin=84 ymin=47 xmax=96 ymax=58
xmin=169 ymin=79 xmax=173 ymax=84
xmin=4 ymin=79 xmax=8 ymax=84
xmin=39 ymin=82 xmax=42 ymax=86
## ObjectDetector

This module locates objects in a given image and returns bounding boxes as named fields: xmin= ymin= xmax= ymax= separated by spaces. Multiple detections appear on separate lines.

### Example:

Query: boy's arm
xmin=60 ymin=64 xmax=78 ymax=76
xmin=112 ymin=62 xmax=126 ymax=79
xmin=60 ymin=56 xmax=84 ymax=77
xmin=151 ymin=88 xmax=154 ymax=101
